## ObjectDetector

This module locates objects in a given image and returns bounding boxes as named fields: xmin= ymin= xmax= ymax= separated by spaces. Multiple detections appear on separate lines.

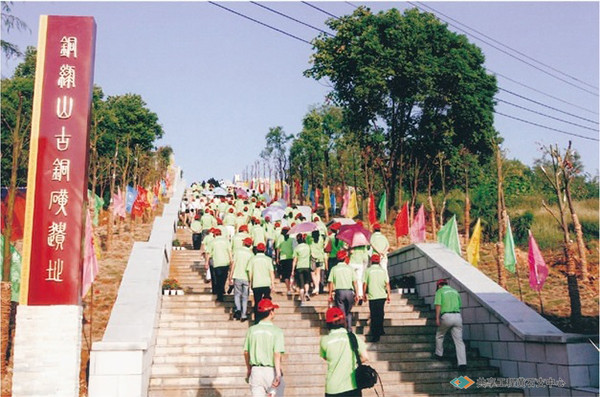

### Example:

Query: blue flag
xmin=126 ymin=185 xmax=137 ymax=214
xmin=330 ymin=192 xmax=336 ymax=215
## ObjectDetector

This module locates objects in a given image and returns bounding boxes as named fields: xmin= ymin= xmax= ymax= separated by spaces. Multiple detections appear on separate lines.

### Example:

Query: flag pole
xmin=537 ymin=290 xmax=544 ymax=315
xmin=514 ymin=261 xmax=524 ymax=301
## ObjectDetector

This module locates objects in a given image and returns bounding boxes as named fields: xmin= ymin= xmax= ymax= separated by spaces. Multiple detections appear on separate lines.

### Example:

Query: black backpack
xmin=347 ymin=332 xmax=383 ymax=395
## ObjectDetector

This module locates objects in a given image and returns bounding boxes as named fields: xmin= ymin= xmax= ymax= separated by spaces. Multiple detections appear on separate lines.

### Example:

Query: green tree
xmin=305 ymin=7 xmax=498 ymax=208
xmin=260 ymin=126 xmax=293 ymax=191
xmin=1 ymin=2 xmax=29 ymax=59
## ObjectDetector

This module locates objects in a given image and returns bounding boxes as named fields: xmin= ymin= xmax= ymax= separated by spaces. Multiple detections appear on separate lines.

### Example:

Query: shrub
xmin=512 ymin=211 xmax=534 ymax=246
xmin=162 ymin=278 xmax=180 ymax=290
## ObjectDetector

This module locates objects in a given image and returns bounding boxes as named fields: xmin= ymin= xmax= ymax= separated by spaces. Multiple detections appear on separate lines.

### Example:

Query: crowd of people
xmin=178 ymin=183 xmax=466 ymax=396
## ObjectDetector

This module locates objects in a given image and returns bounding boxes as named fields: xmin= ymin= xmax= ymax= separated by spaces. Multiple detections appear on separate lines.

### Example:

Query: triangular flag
xmin=368 ymin=192 xmax=377 ymax=226
xmin=347 ymin=188 xmax=359 ymax=219
xmin=504 ymin=217 xmax=517 ymax=273
xmin=82 ymin=209 xmax=99 ymax=298
xmin=437 ymin=215 xmax=461 ymax=256
xmin=395 ymin=202 xmax=409 ymax=238
xmin=378 ymin=191 xmax=387 ymax=223
xmin=467 ymin=218 xmax=482 ymax=267
xmin=125 ymin=185 xmax=137 ymax=214
xmin=410 ymin=205 xmax=426 ymax=243
xmin=0 ymin=235 xmax=21 ymax=302
xmin=528 ymin=231 xmax=549 ymax=291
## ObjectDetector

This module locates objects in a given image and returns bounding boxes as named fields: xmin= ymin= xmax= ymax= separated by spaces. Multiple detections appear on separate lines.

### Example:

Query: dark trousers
xmin=209 ymin=260 xmax=217 ymax=294
xmin=335 ymin=289 xmax=355 ymax=331
xmin=252 ymin=286 xmax=271 ymax=317
xmin=369 ymin=298 xmax=386 ymax=337
xmin=326 ymin=389 xmax=362 ymax=397
xmin=213 ymin=266 xmax=229 ymax=301
xmin=192 ymin=233 xmax=202 ymax=250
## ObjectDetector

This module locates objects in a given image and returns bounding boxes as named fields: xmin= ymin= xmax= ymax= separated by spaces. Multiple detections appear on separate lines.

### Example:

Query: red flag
xmin=410 ymin=204 xmax=426 ymax=243
xmin=528 ymin=232 xmax=549 ymax=291
xmin=81 ymin=209 xmax=99 ymax=298
xmin=294 ymin=179 xmax=301 ymax=197
xmin=1 ymin=188 xmax=27 ymax=241
xmin=368 ymin=192 xmax=377 ymax=226
xmin=314 ymin=188 xmax=321 ymax=211
xmin=395 ymin=202 xmax=409 ymax=237
xmin=131 ymin=186 xmax=149 ymax=218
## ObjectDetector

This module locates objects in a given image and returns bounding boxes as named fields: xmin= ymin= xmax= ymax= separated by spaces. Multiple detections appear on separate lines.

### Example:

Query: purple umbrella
xmin=289 ymin=221 xmax=318 ymax=236
xmin=235 ymin=187 xmax=248 ymax=199
xmin=337 ymin=224 xmax=371 ymax=247
xmin=262 ymin=206 xmax=285 ymax=221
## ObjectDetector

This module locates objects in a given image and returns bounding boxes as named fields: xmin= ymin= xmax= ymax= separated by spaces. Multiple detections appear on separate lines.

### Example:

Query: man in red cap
xmin=244 ymin=298 xmax=285 ymax=396
xmin=369 ymin=223 xmax=390 ymax=270
xmin=362 ymin=253 xmax=391 ymax=342
xmin=434 ymin=278 xmax=467 ymax=373
xmin=327 ymin=250 xmax=359 ymax=331
xmin=275 ymin=226 xmax=295 ymax=296
xmin=247 ymin=242 xmax=275 ymax=319
xmin=320 ymin=307 xmax=369 ymax=396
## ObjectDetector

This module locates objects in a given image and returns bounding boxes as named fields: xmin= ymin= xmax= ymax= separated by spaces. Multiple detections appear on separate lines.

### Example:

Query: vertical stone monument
xmin=12 ymin=15 xmax=96 ymax=396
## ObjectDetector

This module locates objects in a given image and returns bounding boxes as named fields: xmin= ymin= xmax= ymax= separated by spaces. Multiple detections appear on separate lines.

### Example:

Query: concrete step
xmin=157 ymin=311 xmax=429 ymax=323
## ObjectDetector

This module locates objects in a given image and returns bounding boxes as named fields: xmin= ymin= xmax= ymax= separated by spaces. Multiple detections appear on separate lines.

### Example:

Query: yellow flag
xmin=347 ymin=188 xmax=359 ymax=219
xmin=467 ymin=218 xmax=481 ymax=267
xmin=323 ymin=186 xmax=330 ymax=215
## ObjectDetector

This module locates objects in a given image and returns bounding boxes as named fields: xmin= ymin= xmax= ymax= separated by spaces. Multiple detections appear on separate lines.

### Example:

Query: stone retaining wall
xmin=388 ymin=243 xmax=598 ymax=397
xmin=88 ymin=171 xmax=185 ymax=397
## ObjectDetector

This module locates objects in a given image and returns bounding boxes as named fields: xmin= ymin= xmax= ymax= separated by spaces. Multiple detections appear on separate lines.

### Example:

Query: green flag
xmin=504 ymin=217 xmax=517 ymax=273
xmin=378 ymin=191 xmax=387 ymax=223
xmin=437 ymin=215 xmax=461 ymax=257
xmin=0 ymin=235 xmax=22 ymax=302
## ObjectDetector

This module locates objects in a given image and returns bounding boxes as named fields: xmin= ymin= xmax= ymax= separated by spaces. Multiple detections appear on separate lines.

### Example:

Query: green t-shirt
xmin=244 ymin=321 xmax=285 ymax=366
xmin=319 ymin=328 xmax=366 ymax=394
xmin=434 ymin=285 xmax=462 ymax=314
xmin=223 ymin=212 xmax=236 ymax=226
xmin=370 ymin=232 xmax=390 ymax=255
xmin=277 ymin=235 xmax=294 ymax=260
xmin=190 ymin=219 xmax=202 ymax=233
xmin=251 ymin=225 xmax=266 ymax=245
xmin=293 ymin=243 xmax=311 ymax=269
xmin=200 ymin=213 xmax=216 ymax=230
xmin=210 ymin=236 xmax=231 ymax=268
xmin=363 ymin=265 xmax=389 ymax=300
xmin=231 ymin=232 xmax=250 ymax=251
xmin=232 ymin=247 xmax=253 ymax=281
xmin=326 ymin=235 xmax=345 ymax=259
xmin=202 ymin=234 xmax=215 ymax=252
xmin=327 ymin=264 xmax=356 ymax=290
xmin=349 ymin=246 xmax=369 ymax=264
xmin=309 ymin=236 xmax=326 ymax=262
xmin=248 ymin=253 xmax=274 ymax=288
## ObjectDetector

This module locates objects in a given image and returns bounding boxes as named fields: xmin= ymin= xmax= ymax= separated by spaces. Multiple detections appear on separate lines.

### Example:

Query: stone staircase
xmin=148 ymin=229 xmax=523 ymax=396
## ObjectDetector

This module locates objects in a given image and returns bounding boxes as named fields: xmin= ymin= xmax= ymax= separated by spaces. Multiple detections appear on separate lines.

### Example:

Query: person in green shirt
xmin=309 ymin=230 xmax=327 ymax=295
xmin=208 ymin=228 xmax=232 ymax=302
xmin=202 ymin=228 xmax=216 ymax=293
xmin=369 ymin=224 xmax=390 ymax=270
xmin=292 ymin=234 xmax=312 ymax=305
xmin=328 ymin=250 xmax=358 ymax=331
xmin=189 ymin=214 xmax=203 ymax=250
xmin=362 ymin=254 xmax=391 ymax=342
xmin=247 ymin=243 xmax=275 ymax=319
xmin=229 ymin=237 xmax=254 ymax=322
xmin=231 ymin=224 xmax=251 ymax=251
xmin=349 ymin=245 xmax=369 ymax=305
xmin=434 ymin=278 xmax=467 ymax=373
xmin=320 ymin=307 xmax=369 ymax=397
xmin=276 ymin=227 xmax=295 ymax=296
xmin=244 ymin=298 xmax=285 ymax=397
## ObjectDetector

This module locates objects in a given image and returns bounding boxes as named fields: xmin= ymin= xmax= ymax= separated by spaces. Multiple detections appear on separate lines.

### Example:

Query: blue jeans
xmin=234 ymin=279 xmax=249 ymax=319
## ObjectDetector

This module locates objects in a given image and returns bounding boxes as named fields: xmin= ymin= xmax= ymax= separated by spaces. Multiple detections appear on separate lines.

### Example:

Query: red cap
xmin=265 ymin=216 xmax=271 ymax=221
xmin=217 ymin=218 xmax=223 ymax=225
xmin=239 ymin=225 xmax=248 ymax=232
xmin=213 ymin=228 xmax=222 ymax=236
xmin=336 ymin=250 xmax=348 ymax=261
xmin=295 ymin=213 xmax=302 ymax=219
xmin=228 ymin=208 xmax=234 ymax=213
xmin=256 ymin=242 xmax=266 ymax=251
xmin=373 ymin=223 xmax=381 ymax=231
xmin=194 ymin=214 xmax=200 ymax=220
xmin=274 ymin=221 xmax=281 ymax=227
xmin=243 ymin=237 xmax=253 ymax=247
xmin=257 ymin=298 xmax=279 ymax=313
xmin=436 ymin=279 xmax=448 ymax=288
xmin=330 ymin=222 xmax=341 ymax=231
xmin=371 ymin=253 xmax=381 ymax=263
xmin=282 ymin=226 xmax=290 ymax=231
xmin=325 ymin=307 xmax=345 ymax=323
xmin=314 ymin=216 xmax=320 ymax=221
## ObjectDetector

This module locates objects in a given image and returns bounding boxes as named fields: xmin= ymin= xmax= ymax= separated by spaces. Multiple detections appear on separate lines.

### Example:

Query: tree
xmin=260 ymin=126 xmax=292 ymax=195
xmin=1 ymin=2 xmax=29 ymax=60
xmin=305 ymin=6 xmax=498 ymax=210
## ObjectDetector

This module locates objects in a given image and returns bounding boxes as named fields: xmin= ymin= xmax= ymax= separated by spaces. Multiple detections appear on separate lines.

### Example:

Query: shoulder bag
xmin=347 ymin=332 xmax=383 ymax=395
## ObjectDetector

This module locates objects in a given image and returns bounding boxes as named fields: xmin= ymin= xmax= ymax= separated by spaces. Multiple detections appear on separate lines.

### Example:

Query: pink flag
xmin=410 ymin=205 xmax=426 ymax=243
xmin=113 ymin=187 xmax=126 ymax=219
xmin=528 ymin=232 xmax=548 ymax=291
xmin=82 ymin=209 xmax=99 ymax=298
xmin=341 ymin=189 xmax=350 ymax=217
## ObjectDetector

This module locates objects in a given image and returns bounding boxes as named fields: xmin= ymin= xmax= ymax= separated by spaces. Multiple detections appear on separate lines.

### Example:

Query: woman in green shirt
xmin=276 ymin=227 xmax=294 ymax=296
xmin=309 ymin=230 xmax=326 ymax=295
xmin=291 ymin=234 xmax=311 ymax=305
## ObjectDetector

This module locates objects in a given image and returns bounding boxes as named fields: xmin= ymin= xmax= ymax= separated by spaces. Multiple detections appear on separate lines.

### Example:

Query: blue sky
xmin=2 ymin=1 xmax=598 ymax=184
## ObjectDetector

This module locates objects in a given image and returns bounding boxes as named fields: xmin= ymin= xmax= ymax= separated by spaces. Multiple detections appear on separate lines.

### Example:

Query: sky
xmin=2 ymin=1 xmax=599 ymax=185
